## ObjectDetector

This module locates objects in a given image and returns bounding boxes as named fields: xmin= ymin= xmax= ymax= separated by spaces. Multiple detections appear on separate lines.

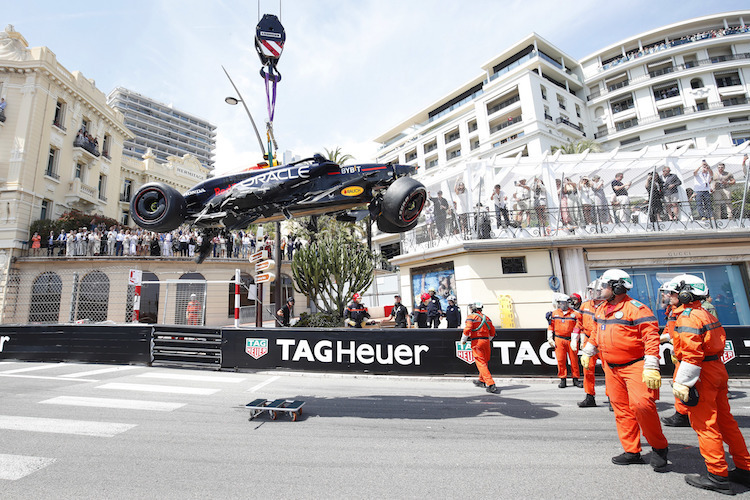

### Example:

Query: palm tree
xmin=324 ymin=147 xmax=354 ymax=165
xmin=551 ymin=139 xmax=603 ymax=154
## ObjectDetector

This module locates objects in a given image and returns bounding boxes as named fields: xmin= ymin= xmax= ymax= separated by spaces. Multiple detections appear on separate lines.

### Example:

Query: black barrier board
xmin=222 ymin=327 xmax=750 ymax=376
xmin=0 ymin=325 xmax=152 ymax=364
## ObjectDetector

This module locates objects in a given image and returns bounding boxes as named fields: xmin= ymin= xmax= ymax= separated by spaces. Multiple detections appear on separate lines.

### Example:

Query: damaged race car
xmin=130 ymin=154 xmax=426 ymax=263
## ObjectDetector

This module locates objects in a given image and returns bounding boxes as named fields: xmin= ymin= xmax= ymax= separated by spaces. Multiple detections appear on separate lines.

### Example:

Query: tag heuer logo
xmin=246 ymin=338 xmax=269 ymax=359
xmin=455 ymin=341 xmax=475 ymax=364
xmin=720 ymin=340 xmax=735 ymax=364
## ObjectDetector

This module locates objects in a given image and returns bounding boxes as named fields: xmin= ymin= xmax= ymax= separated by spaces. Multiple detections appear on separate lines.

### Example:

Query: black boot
xmin=572 ymin=378 xmax=583 ymax=388
xmin=650 ymin=447 xmax=668 ymax=472
xmin=486 ymin=384 xmax=498 ymax=394
xmin=577 ymin=394 xmax=596 ymax=408
xmin=685 ymin=472 xmax=735 ymax=495
xmin=611 ymin=452 xmax=645 ymax=465
xmin=558 ymin=378 xmax=567 ymax=388
xmin=728 ymin=467 xmax=750 ymax=487
xmin=472 ymin=380 xmax=486 ymax=388
xmin=661 ymin=411 xmax=690 ymax=427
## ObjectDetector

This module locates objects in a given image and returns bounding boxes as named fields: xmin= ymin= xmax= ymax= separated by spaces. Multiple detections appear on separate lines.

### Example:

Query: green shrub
xmin=294 ymin=312 xmax=344 ymax=328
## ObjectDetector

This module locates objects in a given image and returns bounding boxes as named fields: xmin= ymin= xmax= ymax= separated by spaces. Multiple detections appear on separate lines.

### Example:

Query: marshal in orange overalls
xmin=573 ymin=299 xmax=600 ymax=396
xmin=463 ymin=312 xmax=496 ymax=387
xmin=548 ymin=308 xmax=582 ymax=379
xmin=588 ymin=296 xmax=668 ymax=454
xmin=187 ymin=299 xmax=201 ymax=326
xmin=673 ymin=302 xmax=750 ymax=477
xmin=663 ymin=305 xmax=689 ymax=416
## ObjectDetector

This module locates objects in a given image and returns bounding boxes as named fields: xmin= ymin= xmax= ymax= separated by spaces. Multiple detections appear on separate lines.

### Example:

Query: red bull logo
xmin=246 ymin=338 xmax=269 ymax=359
xmin=456 ymin=341 xmax=475 ymax=364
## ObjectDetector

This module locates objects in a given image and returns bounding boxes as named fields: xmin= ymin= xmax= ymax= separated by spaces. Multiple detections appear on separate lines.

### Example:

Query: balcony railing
xmin=45 ymin=170 xmax=60 ymax=180
xmin=400 ymin=201 xmax=750 ymax=253
xmin=487 ymin=94 xmax=520 ymax=115
xmin=73 ymin=136 xmax=100 ymax=157
xmin=120 ymin=194 xmax=131 ymax=203
xmin=555 ymin=116 xmax=584 ymax=134
xmin=544 ymin=113 xmax=553 ymax=121
xmin=489 ymin=115 xmax=522 ymax=134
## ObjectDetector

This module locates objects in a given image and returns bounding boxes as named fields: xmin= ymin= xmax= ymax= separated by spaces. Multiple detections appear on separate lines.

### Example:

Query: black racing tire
xmin=131 ymin=183 xmax=187 ymax=232
xmin=381 ymin=177 xmax=426 ymax=228
xmin=376 ymin=215 xmax=419 ymax=233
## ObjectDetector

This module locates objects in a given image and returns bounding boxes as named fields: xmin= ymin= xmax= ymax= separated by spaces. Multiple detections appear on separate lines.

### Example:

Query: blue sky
xmin=4 ymin=1 xmax=749 ymax=173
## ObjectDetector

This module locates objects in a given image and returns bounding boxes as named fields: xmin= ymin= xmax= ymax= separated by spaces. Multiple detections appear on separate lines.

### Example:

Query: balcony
xmin=544 ymin=113 xmax=553 ymax=121
xmin=120 ymin=193 xmax=131 ymax=203
xmin=487 ymin=95 xmax=520 ymax=115
xmin=489 ymin=115 xmax=522 ymax=134
xmin=555 ymin=116 xmax=584 ymax=134
xmin=588 ymin=52 xmax=750 ymax=101
xmin=66 ymin=178 xmax=99 ymax=206
xmin=73 ymin=136 xmax=100 ymax=158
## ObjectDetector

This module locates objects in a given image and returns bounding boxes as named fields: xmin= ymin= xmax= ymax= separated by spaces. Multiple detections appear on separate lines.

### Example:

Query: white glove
xmin=673 ymin=382 xmax=690 ymax=402
xmin=460 ymin=334 xmax=469 ymax=348
xmin=345 ymin=319 xmax=355 ymax=326
xmin=580 ymin=335 xmax=586 ymax=350
xmin=571 ymin=333 xmax=578 ymax=352
xmin=659 ymin=332 xmax=671 ymax=344
xmin=547 ymin=330 xmax=554 ymax=348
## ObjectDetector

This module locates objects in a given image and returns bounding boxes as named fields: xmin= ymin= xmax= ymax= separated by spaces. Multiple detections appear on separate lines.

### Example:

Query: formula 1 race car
xmin=130 ymin=154 xmax=426 ymax=263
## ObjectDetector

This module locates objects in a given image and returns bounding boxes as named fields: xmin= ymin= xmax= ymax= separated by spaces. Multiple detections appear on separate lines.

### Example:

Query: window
xmin=664 ymin=125 xmax=687 ymax=134
xmin=122 ymin=179 xmax=132 ymax=202
xmin=423 ymin=140 xmax=437 ymax=154
xmin=121 ymin=211 xmax=129 ymax=226
xmin=98 ymin=174 xmax=107 ymax=201
xmin=80 ymin=118 xmax=89 ymax=132
xmin=610 ymin=95 xmax=634 ymax=114
xmin=659 ymin=106 xmax=684 ymax=119
xmin=715 ymin=71 xmax=741 ymax=88
xmin=728 ymin=116 xmax=749 ymax=123
xmin=470 ymin=138 xmax=480 ymax=150
xmin=690 ymin=78 xmax=704 ymax=89
xmin=40 ymin=200 xmax=50 ymax=220
xmin=444 ymin=128 xmax=460 ymax=144
xmin=28 ymin=272 xmax=62 ymax=323
xmin=46 ymin=147 xmax=59 ymax=179
xmin=615 ymin=117 xmax=638 ymax=131
xmin=653 ymin=81 xmax=679 ymax=101
xmin=620 ymin=136 xmax=641 ymax=146
xmin=575 ymin=104 xmax=581 ymax=118
xmin=74 ymin=162 xmax=83 ymax=180
xmin=540 ymin=85 xmax=547 ymax=100
xmin=731 ymin=131 xmax=750 ymax=146
xmin=557 ymin=95 xmax=566 ymax=110
xmin=501 ymin=256 xmax=526 ymax=274
xmin=405 ymin=149 xmax=417 ymax=162
xmin=468 ymin=120 xmax=478 ymax=133
xmin=53 ymin=99 xmax=66 ymax=130
xmin=76 ymin=271 xmax=109 ymax=322
xmin=102 ymin=133 xmax=111 ymax=158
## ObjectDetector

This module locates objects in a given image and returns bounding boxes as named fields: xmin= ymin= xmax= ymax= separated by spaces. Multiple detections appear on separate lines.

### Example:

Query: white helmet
xmin=448 ymin=295 xmax=457 ymax=302
xmin=600 ymin=269 xmax=633 ymax=294
xmin=553 ymin=293 xmax=570 ymax=309
xmin=471 ymin=301 xmax=483 ymax=311
xmin=665 ymin=274 xmax=709 ymax=303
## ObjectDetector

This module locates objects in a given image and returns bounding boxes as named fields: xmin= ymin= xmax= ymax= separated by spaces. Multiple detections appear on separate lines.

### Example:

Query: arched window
xmin=176 ymin=272 xmax=206 ymax=325
xmin=594 ymin=106 xmax=605 ymax=119
xmin=690 ymin=78 xmax=703 ymax=89
xmin=227 ymin=272 xmax=255 ymax=317
xmin=76 ymin=271 xmax=109 ymax=322
xmin=29 ymin=272 xmax=62 ymax=323
xmin=126 ymin=271 xmax=159 ymax=323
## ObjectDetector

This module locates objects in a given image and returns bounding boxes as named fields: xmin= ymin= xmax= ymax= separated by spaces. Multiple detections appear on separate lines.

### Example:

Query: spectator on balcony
xmin=693 ymin=160 xmax=714 ymax=220
xmin=579 ymin=176 xmax=595 ymax=225
xmin=75 ymin=229 xmax=86 ymax=256
xmin=219 ymin=233 xmax=227 ymax=258
xmin=65 ymin=231 xmax=74 ymax=256
xmin=561 ymin=177 xmax=581 ymax=227
xmin=590 ymin=175 xmax=610 ymax=224
xmin=47 ymin=231 xmax=55 ymax=256
xmin=123 ymin=230 xmax=132 ymax=256
xmin=142 ymin=231 xmax=152 ymax=256
xmin=188 ymin=233 xmax=196 ymax=257
xmin=490 ymin=184 xmax=510 ymax=229
xmin=114 ymin=229 xmax=123 ymax=256
xmin=243 ymin=233 xmax=252 ymax=259
xmin=30 ymin=232 xmax=41 ymax=256
xmin=429 ymin=191 xmax=450 ymax=238
xmin=645 ymin=173 xmax=665 ymax=222
xmin=87 ymin=229 xmax=96 ymax=255
xmin=56 ymin=230 xmax=66 ymax=256
xmin=532 ymin=177 xmax=548 ymax=227
xmin=661 ymin=166 xmax=682 ymax=221
xmin=611 ymin=172 xmax=631 ymax=223
xmin=513 ymin=179 xmax=532 ymax=227
xmin=712 ymin=163 xmax=735 ymax=219
xmin=163 ymin=231 xmax=173 ymax=257
xmin=129 ymin=230 xmax=138 ymax=256
xmin=453 ymin=179 xmax=470 ymax=234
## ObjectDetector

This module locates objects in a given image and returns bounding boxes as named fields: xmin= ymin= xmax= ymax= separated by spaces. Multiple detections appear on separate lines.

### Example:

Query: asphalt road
xmin=1 ymin=361 xmax=749 ymax=499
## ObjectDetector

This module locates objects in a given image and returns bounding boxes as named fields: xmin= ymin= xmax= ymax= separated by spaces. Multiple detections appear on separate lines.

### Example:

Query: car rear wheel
xmin=381 ymin=177 xmax=426 ymax=228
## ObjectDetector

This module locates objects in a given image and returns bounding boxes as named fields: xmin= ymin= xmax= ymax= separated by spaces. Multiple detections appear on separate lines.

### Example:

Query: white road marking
xmin=0 ymin=415 xmax=135 ymax=437
xmin=0 ymin=374 xmax=98 ymax=382
xmin=96 ymin=382 xmax=219 ymax=395
xmin=247 ymin=376 xmax=280 ymax=393
xmin=62 ymin=366 xmax=140 ymax=379
xmin=38 ymin=396 xmax=185 ymax=412
xmin=0 ymin=363 xmax=65 ymax=374
xmin=136 ymin=372 xmax=245 ymax=383
xmin=0 ymin=454 xmax=56 ymax=480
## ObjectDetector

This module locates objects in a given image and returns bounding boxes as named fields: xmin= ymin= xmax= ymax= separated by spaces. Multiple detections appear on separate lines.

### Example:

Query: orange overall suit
xmin=186 ymin=300 xmax=201 ymax=326
xmin=673 ymin=303 xmax=750 ymax=477
xmin=589 ymin=296 xmax=668 ymax=454
xmin=548 ymin=308 xmax=582 ymax=379
xmin=663 ymin=305 xmax=689 ymax=416
xmin=463 ymin=312 xmax=496 ymax=387
xmin=573 ymin=299 xmax=600 ymax=395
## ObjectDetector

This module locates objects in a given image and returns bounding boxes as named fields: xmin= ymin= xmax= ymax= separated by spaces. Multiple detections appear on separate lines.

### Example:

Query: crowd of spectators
xmin=29 ymin=220 xmax=308 ymax=261
xmin=420 ymin=156 xmax=748 ymax=239
xmin=601 ymin=25 xmax=750 ymax=71
xmin=73 ymin=128 xmax=100 ymax=157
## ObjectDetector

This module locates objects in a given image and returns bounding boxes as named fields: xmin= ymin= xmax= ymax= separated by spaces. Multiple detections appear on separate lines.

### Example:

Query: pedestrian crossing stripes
xmin=247 ymin=375 xmax=279 ymax=392
xmin=0 ymin=363 xmax=65 ymax=374
xmin=38 ymin=396 xmax=185 ymax=412
xmin=136 ymin=372 xmax=245 ymax=383
xmin=0 ymin=415 xmax=136 ymax=437
xmin=61 ymin=365 xmax=140 ymax=379
xmin=0 ymin=454 xmax=56 ymax=481
xmin=96 ymin=382 xmax=219 ymax=395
